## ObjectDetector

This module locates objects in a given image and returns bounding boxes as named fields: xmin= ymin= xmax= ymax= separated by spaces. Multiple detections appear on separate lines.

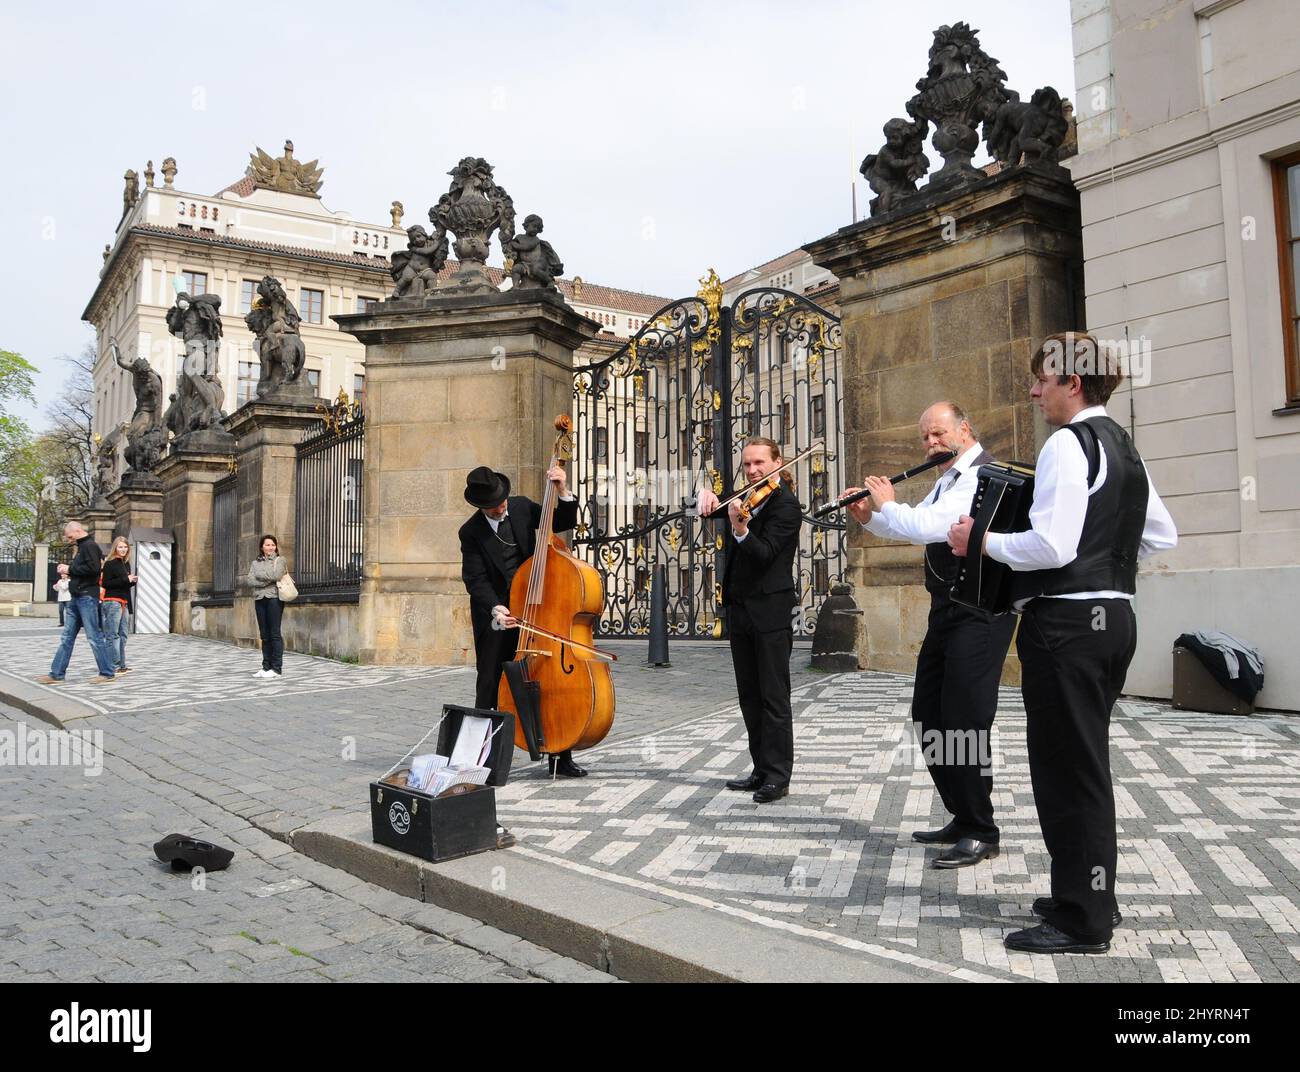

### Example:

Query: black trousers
xmin=1018 ymin=597 xmax=1136 ymax=944
xmin=473 ymin=621 xmax=574 ymax=763
xmin=474 ymin=621 xmax=518 ymax=708
xmin=254 ymin=596 xmax=284 ymax=672
xmin=728 ymin=603 xmax=794 ymax=786
xmin=911 ymin=594 xmax=1016 ymax=843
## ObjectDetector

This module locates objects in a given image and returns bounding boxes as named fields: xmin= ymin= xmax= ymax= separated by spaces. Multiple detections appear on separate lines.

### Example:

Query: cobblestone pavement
xmin=4 ymin=618 xmax=1299 ymax=983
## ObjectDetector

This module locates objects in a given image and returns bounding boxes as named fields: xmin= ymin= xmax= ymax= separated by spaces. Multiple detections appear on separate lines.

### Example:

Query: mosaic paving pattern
xmin=498 ymin=673 xmax=1300 ymax=983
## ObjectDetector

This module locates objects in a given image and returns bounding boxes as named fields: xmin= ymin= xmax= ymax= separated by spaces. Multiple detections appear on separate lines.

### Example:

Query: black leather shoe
xmin=1032 ymin=896 xmax=1122 ymax=929
xmin=752 ymin=783 xmax=789 ymax=804
xmin=549 ymin=752 xmax=588 ymax=778
xmin=932 ymin=837 xmax=999 ymax=869
xmin=726 ymin=772 xmax=764 ymax=791
xmin=911 ymin=820 xmax=961 ymax=845
xmin=153 ymin=833 xmax=234 ymax=872
xmin=1004 ymin=922 xmax=1109 ymax=955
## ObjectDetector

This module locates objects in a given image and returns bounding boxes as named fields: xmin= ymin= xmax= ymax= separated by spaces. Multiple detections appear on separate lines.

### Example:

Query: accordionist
xmin=948 ymin=332 xmax=1177 ymax=958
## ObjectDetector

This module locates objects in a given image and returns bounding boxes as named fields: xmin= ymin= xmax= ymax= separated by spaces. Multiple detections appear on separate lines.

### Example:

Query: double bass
xmin=497 ymin=415 xmax=616 ymax=759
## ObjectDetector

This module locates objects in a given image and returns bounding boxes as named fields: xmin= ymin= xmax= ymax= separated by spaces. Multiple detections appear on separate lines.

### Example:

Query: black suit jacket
xmin=714 ymin=483 xmax=803 ymax=633
xmin=459 ymin=495 xmax=579 ymax=638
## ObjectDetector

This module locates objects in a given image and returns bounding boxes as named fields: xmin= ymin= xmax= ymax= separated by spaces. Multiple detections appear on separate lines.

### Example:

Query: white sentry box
xmin=130 ymin=527 xmax=174 ymax=634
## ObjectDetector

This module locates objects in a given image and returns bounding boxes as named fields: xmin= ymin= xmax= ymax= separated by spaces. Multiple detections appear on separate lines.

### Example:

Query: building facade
xmin=1068 ymin=0 xmax=1300 ymax=708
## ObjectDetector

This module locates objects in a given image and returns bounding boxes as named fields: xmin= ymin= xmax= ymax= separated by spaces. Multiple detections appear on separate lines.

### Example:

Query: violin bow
xmin=698 ymin=442 xmax=826 ymax=513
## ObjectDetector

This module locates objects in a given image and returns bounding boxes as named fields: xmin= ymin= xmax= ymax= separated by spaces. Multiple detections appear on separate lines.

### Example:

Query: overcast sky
xmin=0 ymin=0 xmax=1075 ymax=427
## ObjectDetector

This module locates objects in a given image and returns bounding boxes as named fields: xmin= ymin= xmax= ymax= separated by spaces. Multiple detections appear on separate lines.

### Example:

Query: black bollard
xmin=647 ymin=563 xmax=671 ymax=667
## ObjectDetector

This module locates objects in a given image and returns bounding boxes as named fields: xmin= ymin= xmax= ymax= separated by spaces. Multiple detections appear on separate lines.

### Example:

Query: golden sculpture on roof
xmin=247 ymin=139 xmax=325 ymax=196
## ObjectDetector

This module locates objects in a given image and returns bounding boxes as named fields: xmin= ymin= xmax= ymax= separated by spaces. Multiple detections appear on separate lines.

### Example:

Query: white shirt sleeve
xmin=986 ymin=427 xmax=1180 ymax=570
xmin=985 ymin=429 xmax=1086 ymax=571
xmin=863 ymin=467 xmax=977 ymax=545
xmin=1138 ymin=464 xmax=1179 ymax=557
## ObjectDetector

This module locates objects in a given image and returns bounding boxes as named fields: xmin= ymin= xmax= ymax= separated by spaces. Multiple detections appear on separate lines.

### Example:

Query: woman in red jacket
xmin=100 ymin=536 xmax=137 ymax=675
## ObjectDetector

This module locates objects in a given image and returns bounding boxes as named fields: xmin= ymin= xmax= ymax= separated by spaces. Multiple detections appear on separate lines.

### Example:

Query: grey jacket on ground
xmin=247 ymin=555 xmax=287 ymax=599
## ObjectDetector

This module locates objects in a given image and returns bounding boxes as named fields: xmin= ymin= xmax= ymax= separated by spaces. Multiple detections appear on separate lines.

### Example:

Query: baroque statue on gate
xmin=985 ymin=86 xmax=1071 ymax=169
xmin=429 ymin=157 xmax=516 ymax=295
xmin=165 ymin=288 xmax=232 ymax=446
xmin=245 ymin=276 xmax=310 ymax=397
xmin=861 ymin=117 xmax=931 ymax=216
xmin=905 ymin=21 xmax=1009 ymax=187
xmin=110 ymin=339 xmax=166 ymax=482
xmin=389 ymin=225 xmax=447 ymax=298
xmin=504 ymin=214 xmax=564 ymax=292
xmin=92 ymin=436 xmax=117 ymax=505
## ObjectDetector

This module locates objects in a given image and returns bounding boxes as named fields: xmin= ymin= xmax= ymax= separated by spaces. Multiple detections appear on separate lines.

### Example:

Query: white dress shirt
xmin=863 ymin=441 xmax=987 ymax=545
xmin=984 ymin=405 xmax=1178 ymax=603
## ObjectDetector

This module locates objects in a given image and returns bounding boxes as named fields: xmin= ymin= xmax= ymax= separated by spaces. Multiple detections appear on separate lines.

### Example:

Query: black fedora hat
xmin=464 ymin=466 xmax=510 ymax=508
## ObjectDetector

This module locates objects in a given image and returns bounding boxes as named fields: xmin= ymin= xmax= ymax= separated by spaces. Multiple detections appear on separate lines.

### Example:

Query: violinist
xmin=459 ymin=463 xmax=587 ymax=778
xmin=696 ymin=438 xmax=804 ymax=804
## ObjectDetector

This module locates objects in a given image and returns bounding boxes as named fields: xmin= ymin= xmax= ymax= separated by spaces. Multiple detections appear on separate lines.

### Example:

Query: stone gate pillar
xmin=805 ymin=167 xmax=1083 ymax=678
xmin=226 ymin=397 xmax=324 ymax=649
xmin=336 ymin=289 xmax=598 ymax=666
xmin=157 ymin=447 xmax=236 ymax=634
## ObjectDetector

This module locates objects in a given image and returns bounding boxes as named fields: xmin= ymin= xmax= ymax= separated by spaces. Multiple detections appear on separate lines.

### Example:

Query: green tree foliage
xmin=0 ymin=349 xmax=38 ymax=546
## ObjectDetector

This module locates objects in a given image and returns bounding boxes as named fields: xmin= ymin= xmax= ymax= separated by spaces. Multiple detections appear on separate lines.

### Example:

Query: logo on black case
xmin=388 ymin=801 xmax=411 ymax=835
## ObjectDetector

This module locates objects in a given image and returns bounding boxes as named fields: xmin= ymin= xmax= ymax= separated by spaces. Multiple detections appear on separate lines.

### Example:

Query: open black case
xmin=369 ymin=704 xmax=516 ymax=863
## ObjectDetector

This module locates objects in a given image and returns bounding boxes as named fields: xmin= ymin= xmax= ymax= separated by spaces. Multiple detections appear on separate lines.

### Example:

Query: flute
xmin=813 ymin=451 xmax=957 ymax=518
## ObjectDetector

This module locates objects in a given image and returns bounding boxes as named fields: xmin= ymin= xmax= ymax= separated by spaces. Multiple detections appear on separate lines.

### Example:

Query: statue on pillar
xmin=905 ymin=22 xmax=1009 ymax=188
xmin=92 ymin=436 xmax=118 ymax=505
xmin=861 ymin=118 xmax=931 ymax=216
xmin=390 ymin=200 xmax=404 ymax=228
xmin=111 ymin=339 xmax=167 ymax=480
xmin=245 ymin=276 xmax=309 ymax=396
xmin=122 ymin=169 xmax=139 ymax=219
xmin=389 ymin=225 xmax=447 ymax=299
xmin=985 ymin=86 xmax=1070 ymax=170
xmin=165 ymin=289 xmax=231 ymax=444
xmin=504 ymin=214 xmax=564 ymax=291
xmin=429 ymin=157 xmax=516 ymax=295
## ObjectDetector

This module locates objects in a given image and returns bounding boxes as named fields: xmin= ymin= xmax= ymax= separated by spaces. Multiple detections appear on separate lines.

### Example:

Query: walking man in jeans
xmin=38 ymin=521 xmax=117 ymax=685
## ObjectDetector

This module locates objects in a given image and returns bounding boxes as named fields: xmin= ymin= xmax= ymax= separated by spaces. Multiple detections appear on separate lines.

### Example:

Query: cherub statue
xmin=861 ymin=118 xmax=931 ymax=216
xmin=985 ymin=86 xmax=1069 ymax=168
xmin=389 ymin=225 xmax=448 ymax=298
xmin=504 ymin=214 xmax=564 ymax=291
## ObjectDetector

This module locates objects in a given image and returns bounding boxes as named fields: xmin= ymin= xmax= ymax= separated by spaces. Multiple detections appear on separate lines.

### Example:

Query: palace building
xmin=83 ymin=142 xmax=675 ymax=453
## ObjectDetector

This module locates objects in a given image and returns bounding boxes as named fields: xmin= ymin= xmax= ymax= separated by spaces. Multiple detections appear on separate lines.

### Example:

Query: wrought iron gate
xmin=571 ymin=271 xmax=846 ymax=639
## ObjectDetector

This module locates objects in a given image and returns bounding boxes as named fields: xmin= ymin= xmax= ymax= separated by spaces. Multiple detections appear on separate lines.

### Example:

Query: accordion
xmin=950 ymin=461 xmax=1036 ymax=615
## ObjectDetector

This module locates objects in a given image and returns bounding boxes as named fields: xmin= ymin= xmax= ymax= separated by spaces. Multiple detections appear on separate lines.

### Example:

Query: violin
xmin=736 ymin=475 xmax=780 ymax=522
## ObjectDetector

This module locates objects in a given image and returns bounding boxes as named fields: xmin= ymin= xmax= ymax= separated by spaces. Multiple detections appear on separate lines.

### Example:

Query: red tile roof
xmin=721 ymin=248 xmax=808 ymax=290
xmin=216 ymin=175 xmax=256 ymax=197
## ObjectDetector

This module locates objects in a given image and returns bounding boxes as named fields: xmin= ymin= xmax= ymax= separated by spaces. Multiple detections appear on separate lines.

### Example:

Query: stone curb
xmin=0 ymin=672 xmax=102 ymax=730
xmin=289 ymin=811 xmax=947 ymax=984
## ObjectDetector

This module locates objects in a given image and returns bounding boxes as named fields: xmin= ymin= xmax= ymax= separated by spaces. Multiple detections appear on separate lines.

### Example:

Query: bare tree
xmin=41 ymin=343 xmax=97 ymax=518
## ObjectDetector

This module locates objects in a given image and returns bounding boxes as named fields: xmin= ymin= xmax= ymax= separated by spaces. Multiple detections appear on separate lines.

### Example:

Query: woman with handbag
xmin=100 ymin=536 xmax=137 ymax=675
xmin=247 ymin=534 xmax=292 ymax=679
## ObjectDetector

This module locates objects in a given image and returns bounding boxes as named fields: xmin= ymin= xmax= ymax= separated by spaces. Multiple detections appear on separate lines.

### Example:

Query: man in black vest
xmin=843 ymin=401 xmax=1014 ymax=868
xmin=459 ymin=463 xmax=586 ymax=777
xmin=697 ymin=438 xmax=804 ymax=804
xmin=949 ymin=332 xmax=1177 ymax=954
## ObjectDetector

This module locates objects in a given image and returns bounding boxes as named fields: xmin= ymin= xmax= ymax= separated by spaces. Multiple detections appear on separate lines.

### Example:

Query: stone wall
xmin=806 ymin=168 xmax=1084 ymax=680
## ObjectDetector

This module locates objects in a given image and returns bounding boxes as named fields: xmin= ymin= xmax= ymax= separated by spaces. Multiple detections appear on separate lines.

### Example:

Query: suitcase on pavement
xmin=1171 ymin=646 xmax=1254 ymax=715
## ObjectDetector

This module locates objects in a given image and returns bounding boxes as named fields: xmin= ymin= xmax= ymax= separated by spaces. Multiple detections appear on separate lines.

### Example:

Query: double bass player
xmin=459 ymin=463 xmax=588 ymax=778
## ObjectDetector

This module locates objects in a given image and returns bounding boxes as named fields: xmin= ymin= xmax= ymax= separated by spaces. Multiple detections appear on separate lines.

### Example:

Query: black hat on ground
xmin=153 ymin=832 xmax=235 ymax=872
xmin=464 ymin=466 xmax=510 ymax=509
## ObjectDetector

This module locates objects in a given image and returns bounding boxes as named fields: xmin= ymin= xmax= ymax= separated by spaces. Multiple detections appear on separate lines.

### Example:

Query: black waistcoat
xmin=492 ymin=521 xmax=523 ymax=585
xmin=923 ymin=449 xmax=994 ymax=595
xmin=1016 ymin=416 xmax=1149 ymax=599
